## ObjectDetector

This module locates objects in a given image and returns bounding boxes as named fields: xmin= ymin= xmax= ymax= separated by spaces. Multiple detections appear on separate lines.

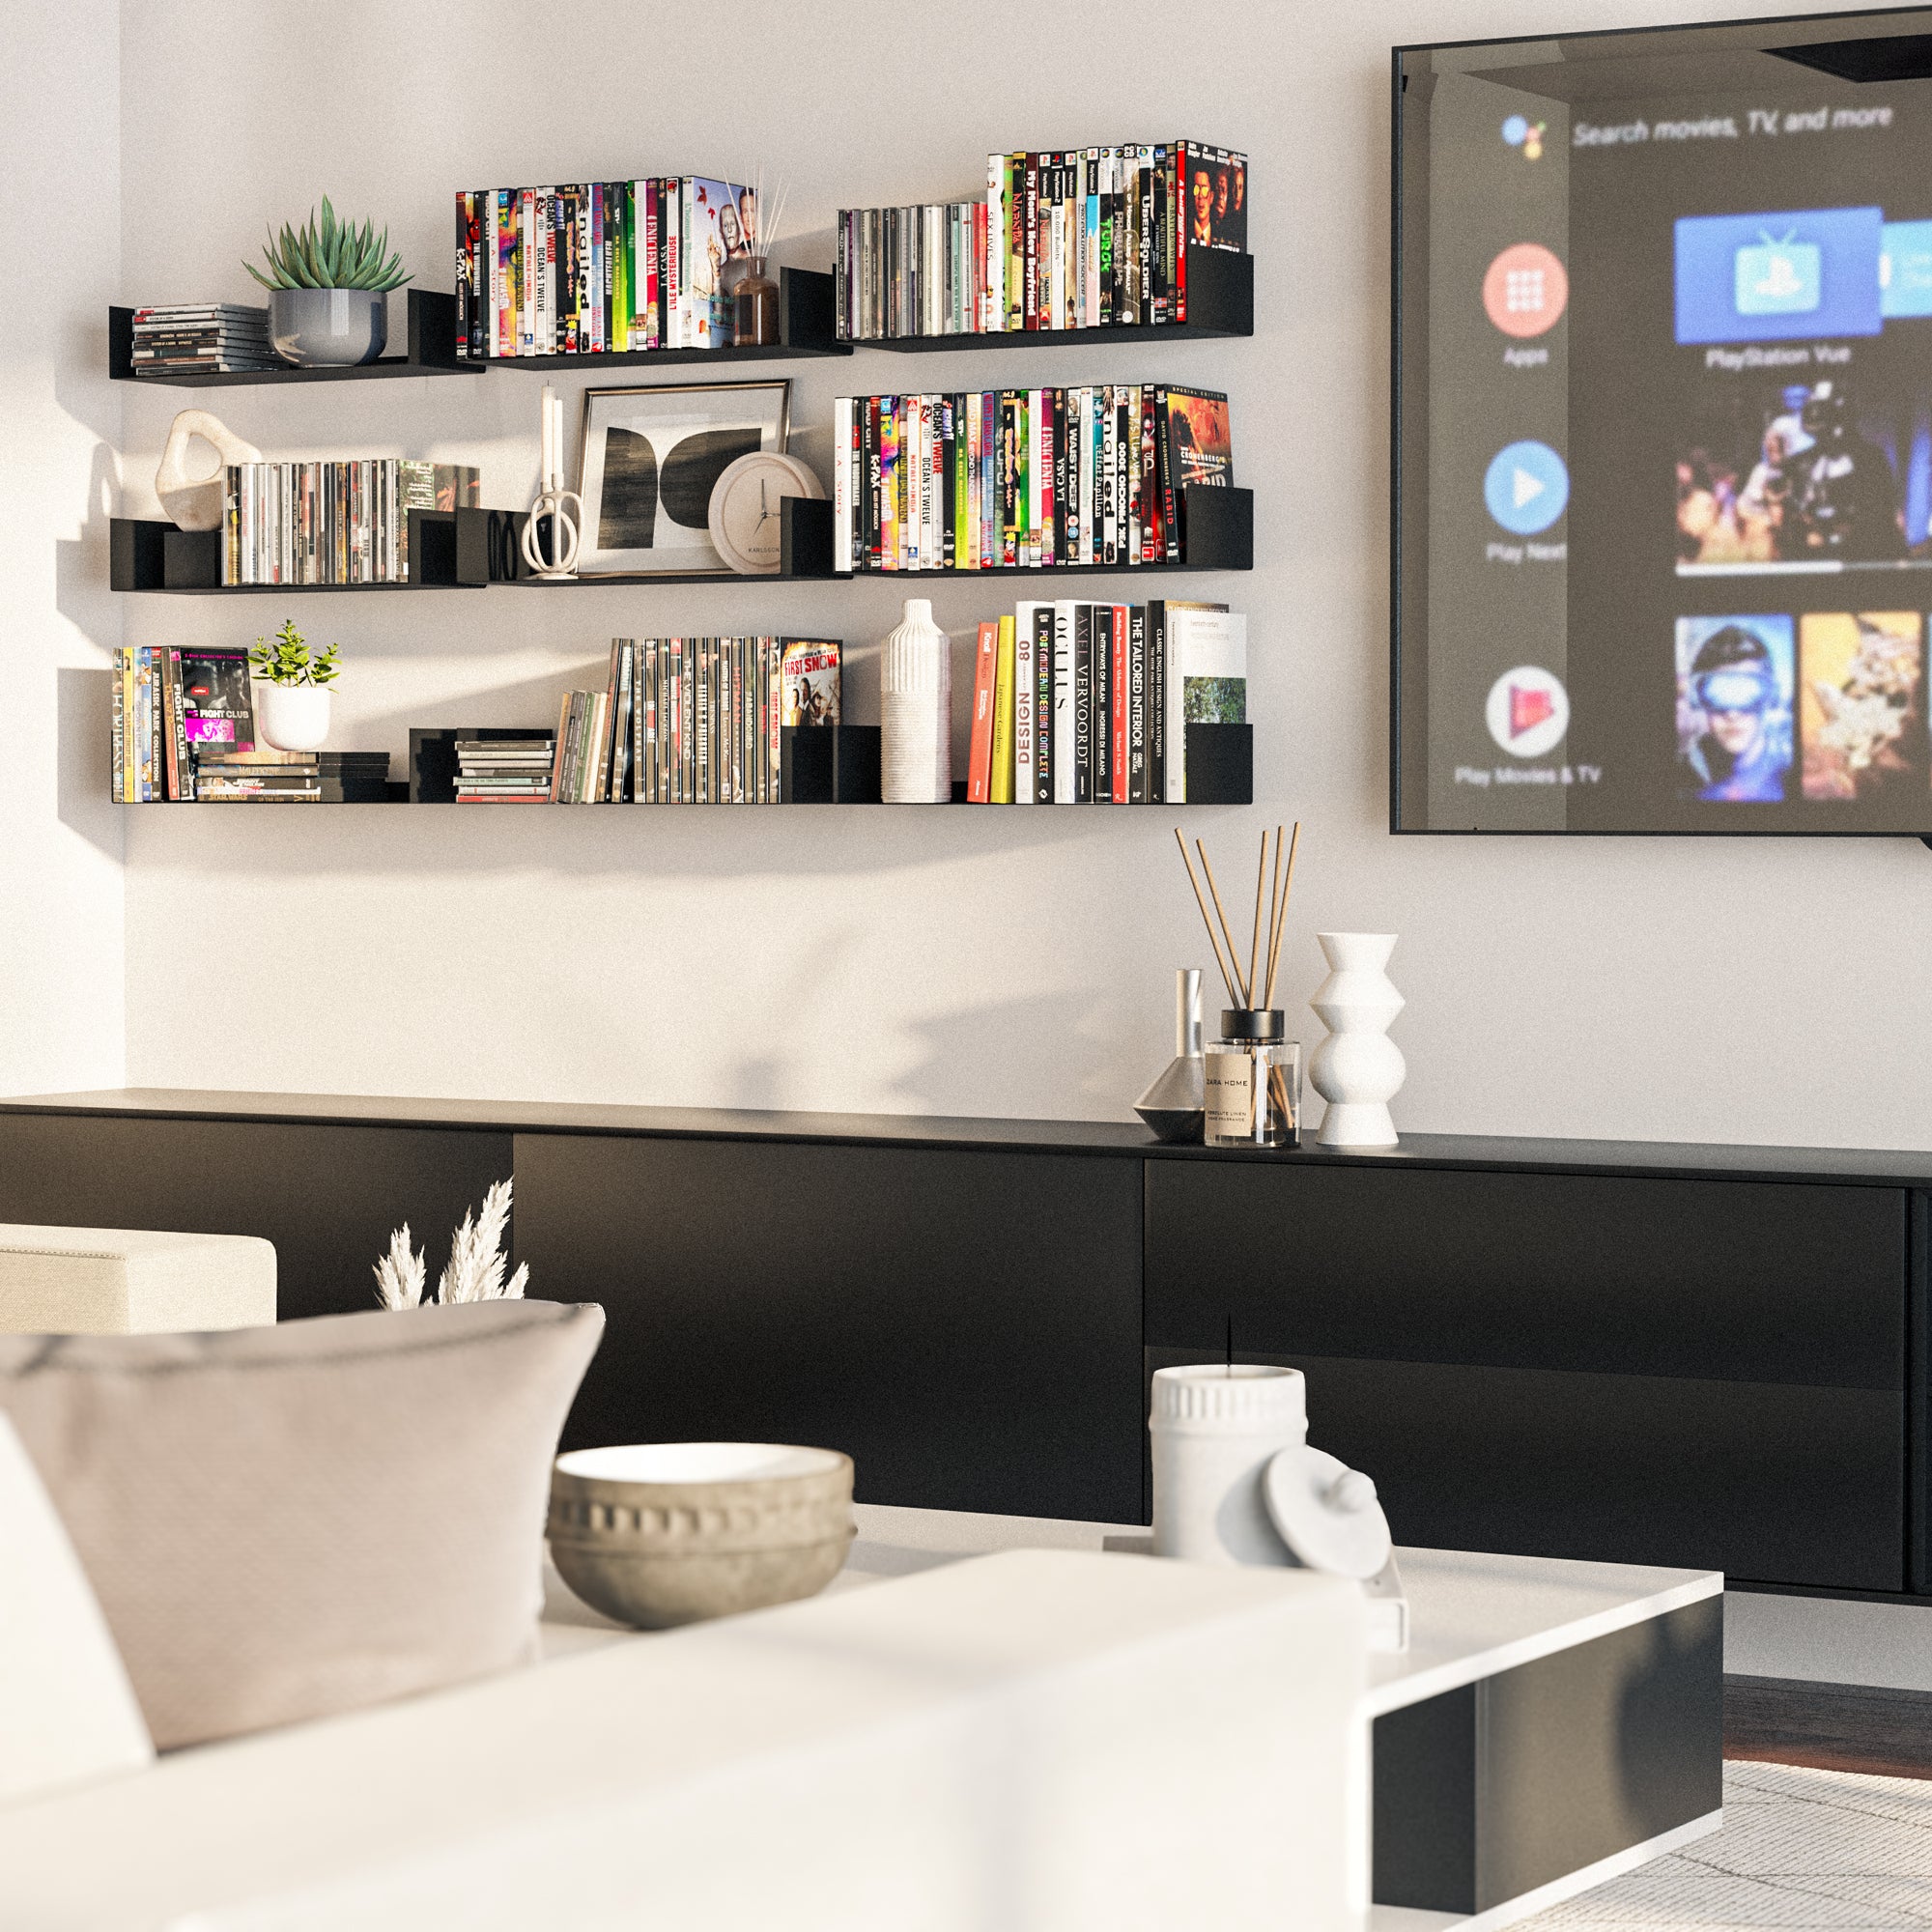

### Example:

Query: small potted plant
xmin=246 ymin=197 xmax=411 ymax=367
xmin=250 ymin=620 xmax=341 ymax=752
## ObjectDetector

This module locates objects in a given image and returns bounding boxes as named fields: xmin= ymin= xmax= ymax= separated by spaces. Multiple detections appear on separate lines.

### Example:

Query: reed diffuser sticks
xmin=1174 ymin=823 xmax=1302 ymax=1009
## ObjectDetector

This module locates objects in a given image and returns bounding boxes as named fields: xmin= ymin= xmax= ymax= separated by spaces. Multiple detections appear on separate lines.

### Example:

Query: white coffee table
xmin=834 ymin=1506 xmax=1724 ymax=1932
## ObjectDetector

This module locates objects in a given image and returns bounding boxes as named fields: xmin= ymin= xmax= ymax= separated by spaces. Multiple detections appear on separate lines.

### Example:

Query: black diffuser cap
xmin=1220 ymin=1008 xmax=1285 ymax=1041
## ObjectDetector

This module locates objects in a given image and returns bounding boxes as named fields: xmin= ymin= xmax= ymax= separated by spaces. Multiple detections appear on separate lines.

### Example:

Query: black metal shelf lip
xmin=119 ymin=582 xmax=489 ymax=594
xmin=501 ymin=571 xmax=838 ymax=585
xmin=849 ymin=248 xmax=1253 ymax=354
xmin=859 ymin=321 xmax=1248 ymax=354
xmin=109 ymin=291 xmax=480 ymax=387
xmin=834 ymin=561 xmax=1249 ymax=577
xmin=116 ymin=360 xmax=486 ymax=387
xmin=488 ymin=343 xmax=850 ymax=370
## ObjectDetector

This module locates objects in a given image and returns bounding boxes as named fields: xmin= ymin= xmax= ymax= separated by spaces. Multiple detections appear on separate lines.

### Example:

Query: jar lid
xmin=1220 ymin=1008 xmax=1286 ymax=1041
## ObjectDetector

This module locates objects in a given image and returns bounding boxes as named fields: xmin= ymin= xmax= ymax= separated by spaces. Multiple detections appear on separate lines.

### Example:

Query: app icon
xmin=1484 ymin=440 xmax=1569 ymax=535
xmin=1500 ymin=114 xmax=1547 ymax=159
xmin=1734 ymin=232 xmax=1820 ymax=315
xmin=1674 ymin=207 xmax=1882 ymax=344
xmin=1483 ymin=243 xmax=1568 ymax=337
xmin=1486 ymin=667 xmax=1570 ymax=757
xmin=1881 ymin=220 xmax=1932 ymax=317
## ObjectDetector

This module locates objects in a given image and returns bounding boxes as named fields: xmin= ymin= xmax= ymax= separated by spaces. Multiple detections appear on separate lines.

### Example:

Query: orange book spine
xmin=966 ymin=621 xmax=999 ymax=802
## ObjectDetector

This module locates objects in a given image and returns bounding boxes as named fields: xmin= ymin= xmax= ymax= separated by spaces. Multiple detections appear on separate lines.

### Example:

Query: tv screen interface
xmin=1395 ymin=11 xmax=1932 ymax=834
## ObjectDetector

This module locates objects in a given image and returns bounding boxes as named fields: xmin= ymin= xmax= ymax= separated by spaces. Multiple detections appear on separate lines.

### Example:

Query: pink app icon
xmin=1483 ymin=243 xmax=1569 ymax=338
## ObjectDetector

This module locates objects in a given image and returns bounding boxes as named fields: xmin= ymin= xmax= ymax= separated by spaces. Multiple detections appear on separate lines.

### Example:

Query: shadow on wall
xmin=57 ymin=669 xmax=119 ymax=861
xmin=887 ymin=985 xmax=1124 ymax=1118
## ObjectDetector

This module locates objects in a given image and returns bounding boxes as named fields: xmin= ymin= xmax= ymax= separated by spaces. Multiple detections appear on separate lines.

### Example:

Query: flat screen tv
xmin=1394 ymin=7 xmax=1932 ymax=834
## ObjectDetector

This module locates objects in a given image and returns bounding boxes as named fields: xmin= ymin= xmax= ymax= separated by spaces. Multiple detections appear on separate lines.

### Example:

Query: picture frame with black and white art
xmin=577 ymin=380 xmax=789 ymax=577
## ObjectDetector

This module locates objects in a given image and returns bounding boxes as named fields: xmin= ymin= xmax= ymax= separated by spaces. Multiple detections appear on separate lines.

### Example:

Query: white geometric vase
xmin=1308 ymin=932 xmax=1406 ymax=1150
xmin=880 ymin=598 xmax=951 ymax=804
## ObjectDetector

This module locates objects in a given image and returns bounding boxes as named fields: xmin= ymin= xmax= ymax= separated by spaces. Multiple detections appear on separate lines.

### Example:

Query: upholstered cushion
xmin=0 ymin=1412 xmax=153 ymax=1805
xmin=0 ymin=1223 xmax=275 ymax=1334
xmin=0 ymin=1300 xmax=603 ymax=1750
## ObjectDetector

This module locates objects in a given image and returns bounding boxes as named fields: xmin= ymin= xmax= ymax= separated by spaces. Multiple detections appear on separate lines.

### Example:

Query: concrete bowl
xmin=548 ymin=1442 xmax=855 ymax=1630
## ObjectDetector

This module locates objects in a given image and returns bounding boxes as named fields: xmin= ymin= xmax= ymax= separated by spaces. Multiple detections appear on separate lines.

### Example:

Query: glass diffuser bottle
xmin=1205 ymin=1009 xmax=1300 ymax=1149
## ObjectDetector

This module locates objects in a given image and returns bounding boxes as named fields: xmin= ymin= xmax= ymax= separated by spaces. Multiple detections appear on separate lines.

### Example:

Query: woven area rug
xmin=1520 ymin=1760 xmax=1932 ymax=1929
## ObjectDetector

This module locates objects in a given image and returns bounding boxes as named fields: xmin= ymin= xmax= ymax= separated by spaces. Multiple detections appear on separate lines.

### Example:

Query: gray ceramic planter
xmin=268 ymin=287 xmax=386 ymax=366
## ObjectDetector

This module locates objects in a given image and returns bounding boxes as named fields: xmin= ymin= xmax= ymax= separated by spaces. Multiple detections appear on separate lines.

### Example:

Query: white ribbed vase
xmin=1150 ymin=1364 xmax=1306 ymax=1566
xmin=1308 ymin=932 xmax=1406 ymax=1149
xmin=879 ymin=598 xmax=951 ymax=804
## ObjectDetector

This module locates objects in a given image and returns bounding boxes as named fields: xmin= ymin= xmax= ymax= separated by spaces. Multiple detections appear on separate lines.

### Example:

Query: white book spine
xmin=1013 ymin=609 xmax=1036 ymax=805
xmin=1053 ymin=601 xmax=1077 ymax=803
xmin=833 ymin=396 xmax=853 ymax=575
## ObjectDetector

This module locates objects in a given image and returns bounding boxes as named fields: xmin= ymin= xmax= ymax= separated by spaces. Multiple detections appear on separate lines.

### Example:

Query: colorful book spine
xmin=989 ymin=617 xmax=1016 ymax=805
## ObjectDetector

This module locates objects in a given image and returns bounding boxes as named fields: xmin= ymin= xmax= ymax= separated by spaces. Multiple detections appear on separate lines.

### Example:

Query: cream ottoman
xmin=0 ymin=1225 xmax=274 ymax=1334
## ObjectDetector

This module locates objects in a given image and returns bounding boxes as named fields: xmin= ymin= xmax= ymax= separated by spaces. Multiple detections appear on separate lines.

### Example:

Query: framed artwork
xmin=576 ymin=380 xmax=790 ymax=577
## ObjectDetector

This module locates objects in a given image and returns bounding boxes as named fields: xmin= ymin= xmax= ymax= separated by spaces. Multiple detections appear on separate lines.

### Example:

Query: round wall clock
xmin=708 ymin=452 xmax=824 ymax=575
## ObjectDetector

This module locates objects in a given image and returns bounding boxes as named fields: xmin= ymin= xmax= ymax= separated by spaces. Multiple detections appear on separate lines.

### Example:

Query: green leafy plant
xmin=249 ymin=619 xmax=341 ymax=688
xmin=245 ymin=196 xmax=411 ymax=293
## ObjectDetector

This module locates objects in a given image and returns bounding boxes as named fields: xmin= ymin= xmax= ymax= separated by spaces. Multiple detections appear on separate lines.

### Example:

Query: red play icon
xmin=1510 ymin=684 xmax=1555 ymax=737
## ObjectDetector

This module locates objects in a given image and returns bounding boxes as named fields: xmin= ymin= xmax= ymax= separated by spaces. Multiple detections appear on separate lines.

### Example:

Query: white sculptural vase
xmin=880 ymin=598 xmax=951 ymax=803
xmin=1308 ymin=932 xmax=1406 ymax=1150
xmin=155 ymin=410 xmax=263 ymax=533
xmin=256 ymin=684 xmax=331 ymax=753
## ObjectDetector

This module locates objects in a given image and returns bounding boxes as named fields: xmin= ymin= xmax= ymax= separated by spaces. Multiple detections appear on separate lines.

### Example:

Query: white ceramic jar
xmin=1150 ymin=1363 xmax=1306 ymax=1566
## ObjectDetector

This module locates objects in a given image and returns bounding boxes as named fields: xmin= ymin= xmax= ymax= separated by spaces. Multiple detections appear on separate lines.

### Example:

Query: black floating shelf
xmin=838 ymin=484 xmax=1250 ymax=578
xmin=109 ymin=291 xmax=485 ymax=387
xmin=483 ymin=269 xmax=849 ymax=370
xmin=852 ymin=248 xmax=1252 ymax=353
xmin=497 ymin=497 xmax=838 ymax=585
xmin=109 ymin=508 xmax=494 ymax=593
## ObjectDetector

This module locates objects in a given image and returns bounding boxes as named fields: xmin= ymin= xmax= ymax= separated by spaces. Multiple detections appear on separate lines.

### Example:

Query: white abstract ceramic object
xmin=1149 ymin=1363 xmax=1307 ymax=1567
xmin=1308 ymin=931 xmax=1406 ymax=1150
xmin=155 ymin=410 xmax=263 ymax=533
xmin=256 ymin=684 xmax=331 ymax=753
xmin=880 ymin=598 xmax=951 ymax=803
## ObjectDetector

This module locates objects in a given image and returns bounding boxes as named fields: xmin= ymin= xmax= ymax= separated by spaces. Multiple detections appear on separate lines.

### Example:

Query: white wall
xmin=0 ymin=2 xmax=124 ymax=1094
xmin=104 ymin=0 xmax=1932 ymax=1146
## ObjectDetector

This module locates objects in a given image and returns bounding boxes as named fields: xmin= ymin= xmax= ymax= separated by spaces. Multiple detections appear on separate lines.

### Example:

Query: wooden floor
xmin=1725 ymin=1673 xmax=1932 ymax=1779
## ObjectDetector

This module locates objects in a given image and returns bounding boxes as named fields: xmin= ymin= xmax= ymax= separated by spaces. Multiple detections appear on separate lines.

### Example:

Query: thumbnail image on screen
xmin=1675 ymin=616 xmax=1794 ymax=803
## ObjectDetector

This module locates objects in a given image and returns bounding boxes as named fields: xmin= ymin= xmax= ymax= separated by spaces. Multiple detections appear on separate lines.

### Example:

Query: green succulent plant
xmin=250 ymin=620 xmax=341 ymax=688
xmin=245 ymin=196 xmax=411 ymax=293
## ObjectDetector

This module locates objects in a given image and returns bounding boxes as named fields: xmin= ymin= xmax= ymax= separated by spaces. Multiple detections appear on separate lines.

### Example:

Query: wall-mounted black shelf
xmin=109 ymin=509 xmax=494 ymax=592
xmin=838 ymin=484 xmax=1251 ymax=578
xmin=494 ymin=497 xmax=838 ymax=584
xmin=852 ymin=248 xmax=1253 ymax=353
xmin=482 ymin=269 xmax=850 ymax=370
xmin=129 ymin=722 xmax=1248 ymax=808
xmin=109 ymin=291 xmax=484 ymax=387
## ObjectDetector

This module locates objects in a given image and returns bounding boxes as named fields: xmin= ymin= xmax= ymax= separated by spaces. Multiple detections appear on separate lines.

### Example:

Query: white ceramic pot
xmin=1150 ymin=1363 xmax=1305 ymax=1566
xmin=880 ymin=598 xmax=951 ymax=803
xmin=256 ymin=684 xmax=331 ymax=753
xmin=1308 ymin=932 xmax=1406 ymax=1150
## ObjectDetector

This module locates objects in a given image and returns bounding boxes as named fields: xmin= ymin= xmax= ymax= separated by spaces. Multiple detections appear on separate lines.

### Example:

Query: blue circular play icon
xmin=1484 ymin=440 xmax=1570 ymax=535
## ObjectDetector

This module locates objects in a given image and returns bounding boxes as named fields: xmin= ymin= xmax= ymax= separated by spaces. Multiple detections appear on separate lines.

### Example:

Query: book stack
xmin=221 ymin=461 xmax=480 ymax=586
xmin=454 ymin=178 xmax=753 ymax=358
xmin=832 ymin=386 xmax=1230 ymax=572
xmin=836 ymin=143 xmax=1247 ymax=340
xmin=129 ymin=302 xmax=281 ymax=375
xmin=962 ymin=601 xmax=1244 ymax=806
xmin=112 ymin=644 xmax=251 ymax=800
xmin=455 ymin=737 xmax=555 ymax=804
xmin=194 ymin=750 xmax=391 ymax=804
xmin=544 ymin=636 xmax=838 ymax=804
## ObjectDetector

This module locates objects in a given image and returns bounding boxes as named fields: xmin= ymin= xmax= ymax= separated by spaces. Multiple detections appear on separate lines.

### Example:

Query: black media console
xmin=0 ymin=1091 xmax=1920 ymax=1600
